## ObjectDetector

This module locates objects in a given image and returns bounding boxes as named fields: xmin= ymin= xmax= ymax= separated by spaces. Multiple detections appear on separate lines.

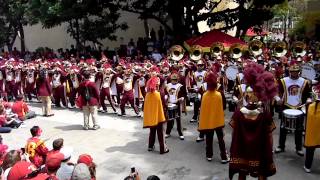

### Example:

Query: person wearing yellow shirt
xmin=304 ymin=84 xmax=320 ymax=173
xmin=143 ymin=76 xmax=169 ymax=154
xmin=198 ymin=71 xmax=229 ymax=162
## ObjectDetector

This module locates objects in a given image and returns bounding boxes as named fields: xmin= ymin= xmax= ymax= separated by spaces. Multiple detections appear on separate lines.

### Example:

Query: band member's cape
xmin=198 ymin=90 xmax=224 ymax=131
xmin=143 ymin=91 xmax=166 ymax=128
xmin=229 ymin=108 xmax=276 ymax=178
xmin=305 ymin=101 xmax=320 ymax=147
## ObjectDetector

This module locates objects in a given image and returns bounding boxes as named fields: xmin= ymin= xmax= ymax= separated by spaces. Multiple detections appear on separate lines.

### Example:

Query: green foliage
xmin=28 ymin=0 xmax=128 ymax=47
xmin=115 ymin=0 xmax=285 ymax=39
xmin=290 ymin=11 xmax=320 ymax=39
xmin=0 ymin=0 xmax=30 ymax=50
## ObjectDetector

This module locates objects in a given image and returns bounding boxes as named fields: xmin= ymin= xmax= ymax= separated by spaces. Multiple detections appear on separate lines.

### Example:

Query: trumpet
xmin=248 ymin=39 xmax=264 ymax=57
xmin=189 ymin=45 xmax=203 ymax=61
xmin=210 ymin=42 xmax=224 ymax=58
xmin=272 ymin=41 xmax=287 ymax=58
xmin=169 ymin=45 xmax=184 ymax=61
xmin=292 ymin=41 xmax=306 ymax=57
xmin=229 ymin=43 xmax=243 ymax=59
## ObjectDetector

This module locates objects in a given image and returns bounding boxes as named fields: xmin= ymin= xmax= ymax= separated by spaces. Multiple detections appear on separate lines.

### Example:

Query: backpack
xmin=84 ymin=82 xmax=91 ymax=102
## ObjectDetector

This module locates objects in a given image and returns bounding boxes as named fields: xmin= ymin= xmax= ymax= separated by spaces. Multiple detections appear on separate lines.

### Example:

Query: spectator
xmin=147 ymin=175 xmax=160 ymax=180
xmin=11 ymin=95 xmax=36 ymax=121
xmin=25 ymin=126 xmax=49 ymax=167
xmin=36 ymin=68 xmax=54 ymax=117
xmin=47 ymin=138 xmax=64 ymax=158
xmin=0 ymin=104 xmax=22 ymax=131
xmin=45 ymin=154 xmax=63 ymax=180
xmin=7 ymin=161 xmax=39 ymax=180
xmin=158 ymin=26 xmax=164 ymax=42
xmin=56 ymin=147 xmax=75 ymax=180
xmin=71 ymin=163 xmax=91 ymax=180
xmin=77 ymin=154 xmax=96 ymax=180
xmin=1 ymin=150 xmax=21 ymax=179
xmin=0 ymin=137 xmax=9 ymax=165
xmin=151 ymin=49 xmax=162 ymax=63
xmin=150 ymin=28 xmax=156 ymax=42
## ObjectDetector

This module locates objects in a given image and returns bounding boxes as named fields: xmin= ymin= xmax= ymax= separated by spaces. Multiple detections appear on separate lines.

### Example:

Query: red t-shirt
xmin=11 ymin=100 xmax=29 ymax=120
xmin=0 ymin=114 xmax=7 ymax=127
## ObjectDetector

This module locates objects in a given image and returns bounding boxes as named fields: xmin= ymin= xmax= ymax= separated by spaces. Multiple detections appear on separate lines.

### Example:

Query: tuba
xmin=272 ymin=41 xmax=287 ymax=58
xmin=210 ymin=42 xmax=224 ymax=58
xmin=292 ymin=41 xmax=306 ymax=57
xmin=169 ymin=45 xmax=185 ymax=61
xmin=248 ymin=39 xmax=264 ymax=57
xmin=229 ymin=43 xmax=243 ymax=59
xmin=189 ymin=45 xmax=203 ymax=61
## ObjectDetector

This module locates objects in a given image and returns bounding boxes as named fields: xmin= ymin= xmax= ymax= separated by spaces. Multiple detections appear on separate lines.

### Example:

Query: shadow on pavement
xmin=55 ymin=124 xmax=84 ymax=131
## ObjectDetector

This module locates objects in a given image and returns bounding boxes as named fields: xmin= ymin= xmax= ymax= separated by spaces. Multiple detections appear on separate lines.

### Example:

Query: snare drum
xmin=281 ymin=109 xmax=304 ymax=131
xmin=167 ymin=103 xmax=180 ymax=121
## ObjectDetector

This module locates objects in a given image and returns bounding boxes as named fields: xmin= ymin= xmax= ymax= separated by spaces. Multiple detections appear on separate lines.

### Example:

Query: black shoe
xmin=148 ymin=146 xmax=155 ymax=151
xmin=160 ymin=149 xmax=169 ymax=154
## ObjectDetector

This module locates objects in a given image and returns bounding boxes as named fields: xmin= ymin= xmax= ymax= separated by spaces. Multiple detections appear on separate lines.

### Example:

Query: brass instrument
xmin=210 ymin=42 xmax=224 ymax=58
xmin=292 ymin=41 xmax=306 ymax=57
xmin=248 ymin=39 xmax=264 ymax=57
xmin=169 ymin=45 xmax=185 ymax=61
xmin=189 ymin=45 xmax=203 ymax=61
xmin=229 ymin=43 xmax=243 ymax=59
xmin=272 ymin=41 xmax=287 ymax=58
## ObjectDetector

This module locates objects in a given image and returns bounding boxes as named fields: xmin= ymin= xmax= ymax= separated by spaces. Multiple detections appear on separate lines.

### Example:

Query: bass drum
xmin=301 ymin=64 xmax=316 ymax=80
xmin=225 ymin=66 xmax=239 ymax=80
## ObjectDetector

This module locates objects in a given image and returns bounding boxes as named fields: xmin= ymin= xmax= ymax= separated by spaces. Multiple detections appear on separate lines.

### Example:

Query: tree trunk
xmin=168 ymin=0 xmax=185 ymax=42
xmin=6 ymin=32 xmax=17 ymax=53
xmin=283 ymin=14 xmax=288 ymax=41
xmin=143 ymin=19 xmax=149 ymax=38
xmin=75 ymin=19 xmax=81 ymax=50
xmin=18 ymin=21 xmax=26 ymax=54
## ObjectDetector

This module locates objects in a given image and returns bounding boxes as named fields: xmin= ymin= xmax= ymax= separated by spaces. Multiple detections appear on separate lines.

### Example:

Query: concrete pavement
xmin=2 ymin=103 xmax=320 ymax=180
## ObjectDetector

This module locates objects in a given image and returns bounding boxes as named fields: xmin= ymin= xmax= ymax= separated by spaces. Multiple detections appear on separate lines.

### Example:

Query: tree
xmin=114 ymin=0 xmax=286 ymax=41
xmin=0 ymin=0 xmax=30 ymax=53
xmin=28 ymin=0 xmax=128 ymax=50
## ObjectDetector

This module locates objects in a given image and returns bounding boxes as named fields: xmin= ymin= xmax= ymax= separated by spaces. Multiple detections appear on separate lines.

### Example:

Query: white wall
xmin=13 ymin=11 xmax=162 ymax=51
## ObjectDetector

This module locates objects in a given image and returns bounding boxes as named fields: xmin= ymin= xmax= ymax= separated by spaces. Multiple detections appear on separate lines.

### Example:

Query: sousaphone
xmin=189 ymin=45 xmax=203 ymax=61
xmin=169 ymin=45 xmax=185 ymax=61
xmin=248 ymin=39 xmax=264 ymax=57
xmin=210 ymin=42 xmax=224 ymax=58
xmin=229 ymin=43 xmax=243 ymax=59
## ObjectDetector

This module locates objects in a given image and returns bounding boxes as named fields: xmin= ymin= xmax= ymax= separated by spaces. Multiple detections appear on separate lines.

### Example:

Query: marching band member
xmin=99 ymin=63 xmax=117 ymax=113
xmin=66 ymin=66 xmax=82 ymax=108
xmin=303 ymin=81 xmax=320 ymax=173
xmin=24 ymin=64 xmax=37 ymax=102
xmin=133 ymin=65 xmax=143 ymax=108
xmin=198 ymin=70 xmax=229 ymax=162
xmin=118 ymin=64 xmax=140 ymax=117
xmin=165 ymin=72 xmax=185 ymax=140
xmin=229 ymin=63 xmax=277 ymax=180
xmin=110 ymin=65 xmax=124 ymax=106
xmin=51 ymin=64 xmax=68 ymax=108
xmin=0 ymin=63 xmax=5 ymax=99
xmin=190 ymin=60 xmax=207 ymax=123
xmin=5 ymin=63 xmax=15 ymax=100
xmin=13 ymin=62 xmax=23 ymax=98
xmin=275 ymin=61 xmax=312 ymax=156
xmin=143 ymin=76 xmax=169 ymax=154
